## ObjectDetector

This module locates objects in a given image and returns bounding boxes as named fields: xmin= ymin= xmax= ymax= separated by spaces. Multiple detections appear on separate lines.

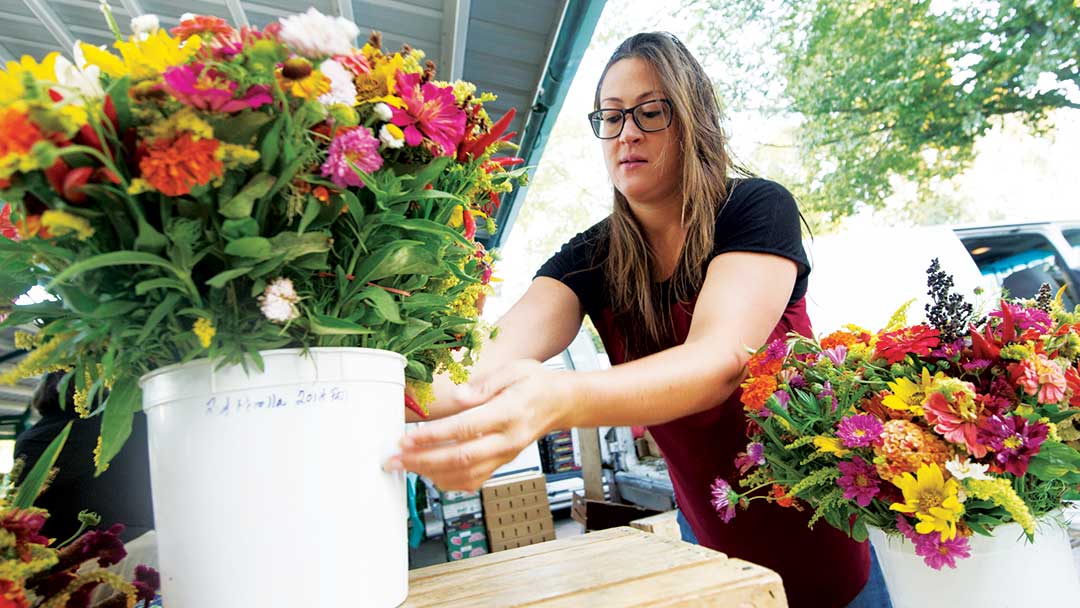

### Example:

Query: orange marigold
xmin=872 ymin=419 xmax=952 ymax=481
xmin=821 ymin=330 xmax=859 ymax=350
xmin=740 ymin=375 xmax=778 ymax=411
xmin=0 ymin=107 xmax=45 ymax=173
xmin=747 ymin=351 xmax=783 ymax=377
xmin=139 ymin=133 xmax=223 ymax=197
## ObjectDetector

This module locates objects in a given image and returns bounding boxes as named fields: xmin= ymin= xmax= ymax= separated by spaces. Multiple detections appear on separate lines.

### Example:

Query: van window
xmin=1063 ymin=228 xmax=1080 ymax=256
xmin=961 ymin=232 xmax=1077 ymax=308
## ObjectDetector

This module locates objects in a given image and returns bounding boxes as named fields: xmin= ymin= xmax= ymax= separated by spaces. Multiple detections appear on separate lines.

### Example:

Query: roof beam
xmin=334 ymin=0 xmax=356 ymax=24
xmin=224 ymin=0 xmax=250 ymax=29
xmin=119 ymin=0 xmax=145 ymax=18
xmin=439 ymin=0 xmax=470 ymax=81
xmin=0 ymin=42 xmax=14 ymax=64
xmin=22 ymin=0 xmax=77 ymax=55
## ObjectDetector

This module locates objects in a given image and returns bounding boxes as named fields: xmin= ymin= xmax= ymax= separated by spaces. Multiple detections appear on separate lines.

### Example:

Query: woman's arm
xmin=391 ymin=251 xmax=798 ymax=489
xmin=405 ymin=276 xmax=584 ymax=422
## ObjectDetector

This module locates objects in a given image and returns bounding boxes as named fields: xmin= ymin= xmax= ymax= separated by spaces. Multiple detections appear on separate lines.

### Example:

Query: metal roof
xmin=0 ymin=0 xmax=606 ymax=415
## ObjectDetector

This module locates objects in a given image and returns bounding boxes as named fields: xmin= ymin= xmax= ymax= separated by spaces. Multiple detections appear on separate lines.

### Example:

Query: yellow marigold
xmin=82 ymin=31 xmax=203 ymax=80
xmin=820 ymin=330 xmax=859 ymax=350
xmin=41 ymin=210 xmax=94 ymax=240
xmin=964 ymin=477 xmax=1036 ymax=536
xmin=143 ymin=107 xmax=214 ymax=141
xmin=193 ymin=318 xmax=216 ymax=349
xmin=873 ymin=419 xmax=953 ymax=481
xmin=355 ymin=50 xmax=404 ymax=107
xmin=0 ymin=53 xmax=59 ymax=104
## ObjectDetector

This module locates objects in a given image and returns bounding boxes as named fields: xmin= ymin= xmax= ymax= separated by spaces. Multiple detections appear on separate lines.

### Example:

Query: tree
xmin=683 ymin=0 xmax=1080 ymax=225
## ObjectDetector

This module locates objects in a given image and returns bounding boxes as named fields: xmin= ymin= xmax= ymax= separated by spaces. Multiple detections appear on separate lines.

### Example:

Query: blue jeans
xmin=675 ymin=510 xmax=892 ymax=608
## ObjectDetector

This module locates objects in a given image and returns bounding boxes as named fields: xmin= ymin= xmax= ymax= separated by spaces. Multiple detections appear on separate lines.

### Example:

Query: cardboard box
xmin=441 ymin=497 xmax=483 ymax=520
xmin=447 ymin=541 xmax=488 ymax=561
xmin=482 ymin=491 xmax=548 ymax=515
xmin=489 ymin=529 xmax=555 ymax=552
xmin=441 ymin=489 xmax=480 ymax=504
xmin=487 ymin=518 xmax=552 ymax=543
xmin=480 ymin=470 xmax=546 ymax=501
xmin=485 ymin=505 xmax=549 ymax=529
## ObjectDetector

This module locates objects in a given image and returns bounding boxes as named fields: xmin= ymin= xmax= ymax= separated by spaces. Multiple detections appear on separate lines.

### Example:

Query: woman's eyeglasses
xmin=587 ymin=99 xmax=673 ymax=140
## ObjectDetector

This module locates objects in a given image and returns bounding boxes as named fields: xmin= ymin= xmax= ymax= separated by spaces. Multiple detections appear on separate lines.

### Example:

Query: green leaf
xmin=134 ymin=216 xmax=168 ymax=252
xmin=355 ymin=286 xmax=403 ymax=324
xmin=137 ymin=292 xmax=181 ymax=343
xmin=298 ymin=197 xmax=321 ymax=234
xmin=47 ymin=251 xmax=182 ymax=289
xmin=95 ymin=375 xmax=140 ymax=476
xmin=353 ymin=240 xmax=439 ymax=284
xmin=89 ymin=300 xmax=139 ymax=319
xmin=222 ymin=218 xmax=260 ymax=239
xmin=206 ymin=266 xmax=254 ymax=288
xmin=13 ymin=422 xmax=71 ymax=508
xmin=1027 ymin=440 xmax=1080 ymax=482
xmin=381 ymin=216 xmax=472 ymax=247
xmin=213 ymin=111 xmax=272 ymax=145
xmin=219 ymin=173 xmax=276 ymax=219
xmin=268 ymin=231 xmax=332 ymax=262
xmin=307 ymin=313 xmax=374 ymax=336
xmin=135 ymin=278 xmax=188 ymax=295
xmin=260 ymin=117 xmax=283 ymax=171
xmin=106 ymin=76 xmax=133 ymax=132
xmin=224 ymin=237 xmax=273 ymax=260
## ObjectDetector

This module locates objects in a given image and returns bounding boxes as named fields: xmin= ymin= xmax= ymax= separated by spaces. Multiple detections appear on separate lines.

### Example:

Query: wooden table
xmin=404 ymin=527 xmax=787 ymax=607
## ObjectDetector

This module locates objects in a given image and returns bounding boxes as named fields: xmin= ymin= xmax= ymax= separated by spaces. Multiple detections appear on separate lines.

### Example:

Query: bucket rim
xmin=138 ymin=347 xmax=407 ymax=388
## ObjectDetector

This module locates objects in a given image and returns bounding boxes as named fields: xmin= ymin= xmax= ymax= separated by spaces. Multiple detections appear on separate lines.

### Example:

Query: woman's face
xmin=597 ymin=58 xmax=681 ymax=207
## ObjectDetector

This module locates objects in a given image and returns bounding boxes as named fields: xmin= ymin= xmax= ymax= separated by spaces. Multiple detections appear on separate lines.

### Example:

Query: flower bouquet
xmin=1 ymin=426 xmax=160 ymax=608
xmin=720 ymin=260 xmax=1080 ymax=606
xmin=0 ymin=4 xmax=525 ymax=605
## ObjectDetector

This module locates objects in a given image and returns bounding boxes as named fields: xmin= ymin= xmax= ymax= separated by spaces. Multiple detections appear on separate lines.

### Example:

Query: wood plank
xmin=402 ymin=528 xmax=786 ymax=607
xmin=577 ymin=427 xmax=603 ymax=500
xmin=630 ymin=510 xmax=682 ymax=540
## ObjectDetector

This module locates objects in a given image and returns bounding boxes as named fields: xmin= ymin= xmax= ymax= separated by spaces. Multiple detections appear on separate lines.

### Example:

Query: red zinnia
xmin=874 ymin=325 xmax=941 ymax=365
xmin=0 ymin=579 xmax=29 ymax=608
xmin=0 ymin=204 xmax=17 ymax=240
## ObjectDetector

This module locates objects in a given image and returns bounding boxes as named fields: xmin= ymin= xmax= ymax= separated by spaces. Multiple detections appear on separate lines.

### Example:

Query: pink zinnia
xmin=734 ymin=442 xmax=765 ymax=474
xmin=163 ymin=63 xmax=272 ymax=113
xmin=710 ymin=478 xmax=737 ymax=523
xmin=823 ymin=345 xmax=848 ymax=367
xmin=1011 ymin=354 xmax=1067 ymax=404
xmin=836 ymin=456 xmax=881 ymax=507
xmin=321 ymin=127 xmax=384 ymax=188
xmin=837 ymin=414 xmax=884 ymax=448
xmin=923 ymin=382 xmax=989 ymax=458
xmin=913 ymin=530 xmax=971 ymax=569
xmin=390 ymin=71 xmax=467 ymax=156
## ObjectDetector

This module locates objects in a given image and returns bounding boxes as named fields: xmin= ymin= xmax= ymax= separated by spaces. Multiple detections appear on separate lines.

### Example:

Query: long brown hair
xmin=595 ymin=32 xmax=746 ymax=355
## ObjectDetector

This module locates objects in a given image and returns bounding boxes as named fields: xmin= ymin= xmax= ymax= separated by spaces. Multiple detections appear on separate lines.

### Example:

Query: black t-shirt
xmin=535 ymin=177 xmax=810 ymax=317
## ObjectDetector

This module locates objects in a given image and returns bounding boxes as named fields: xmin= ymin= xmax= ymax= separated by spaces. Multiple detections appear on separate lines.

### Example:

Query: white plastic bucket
xmin=868 ymin=514 xmax=1080 ymax=608
xmin=140 ymin=348 xmax=408 ymax=607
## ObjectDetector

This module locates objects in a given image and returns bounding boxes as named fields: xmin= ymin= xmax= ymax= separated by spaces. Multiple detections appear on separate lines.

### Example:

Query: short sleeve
xmin=534 ymin=220 xmax=608 ymax=316
xmin=712 ymin=179 xmax=811 ymax=302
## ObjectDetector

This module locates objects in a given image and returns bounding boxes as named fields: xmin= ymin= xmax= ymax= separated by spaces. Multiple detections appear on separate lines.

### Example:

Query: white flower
xmin=131 ymin=14 xmax=160 ymax=39
xmin=259 ymin=278 xmax=300 ymax=324
xmin=180 ymin=12 xmax=196 ymax=22
xmin=278 ymin=8 xmax=359 ymax=58
xmin=945 ymin=456 xmax=991 ymax=481
xmin=373 ymin=102 xmax=393 ymax=122
xmin=317 ymin=59 xmax=358 ymax=107
xmin=54 ymin=45 xmax=104 ymax=101
xmin=379 ymin=124 xmax=404 ymax=149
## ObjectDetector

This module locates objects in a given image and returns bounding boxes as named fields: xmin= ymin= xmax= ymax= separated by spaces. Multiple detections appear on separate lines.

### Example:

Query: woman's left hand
xmin=384 ymin=359 xmax=566 ymax=491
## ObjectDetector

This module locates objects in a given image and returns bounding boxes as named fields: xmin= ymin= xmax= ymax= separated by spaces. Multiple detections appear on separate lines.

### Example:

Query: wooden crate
xmin=629 ymin=510 xmax=682 ymax=540
xmin=405 ymin=527 xmax=787 ymax=607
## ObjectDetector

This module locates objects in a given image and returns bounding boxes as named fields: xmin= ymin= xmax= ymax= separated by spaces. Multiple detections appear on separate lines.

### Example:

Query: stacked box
xmin=481 ymin=471 xmax=555 ymax=552
xmin=440 ymin=490 xmax=488 ymax=561
xmin=539 ymin=430 xmax=580 ymax=474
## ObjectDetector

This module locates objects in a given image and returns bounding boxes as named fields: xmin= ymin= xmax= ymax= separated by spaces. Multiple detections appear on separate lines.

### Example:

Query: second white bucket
xmin=868 ymin=514 xmax=1080 ymax=608
xmin=140 ymin=347 xmax=408 ymax=607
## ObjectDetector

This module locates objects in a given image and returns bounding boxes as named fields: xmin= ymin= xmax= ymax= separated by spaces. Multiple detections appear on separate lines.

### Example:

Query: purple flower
xmin=772 ymin=390 xmax=791 ymax=410
xmin=765 ymin=338 xmax=789 ymax=362
xmin=982 ymin=415 xmax=1048 ymax=476
xmin=789 ymin=373 xmax=807 ymax=389
xmin=734 ymin=442 xmax=765 ymax=474
xmin=710 ymin=478 xmax=738 ymax=523
xmin=990 ymin=303 xmax=1052 ymax=333
xmin=321 ymin=126 xmax=384 ymax=188
xmin=79 ymin=523 xmax=127 ymax=567
xmin=823 ymin=345 xmax=848 ymax=367
xmin=163 ymin=63 xmax=272 ymax=113
xmin=836 ymin=414 xmax=884 ymax=448
xmin=836 ymin=456 xmax=881 ymax=507
xmin=896 ymin=514 xmax=917 ymax=540
xmin=134 ymin=565 xmax=162 ymax=605
xmin=930 ymin=338 xmax=965 ymax=359
xmin=913 ymin=531 xmax=971 ymax=570
xmin=820 ymin=381 xmax=837 ymax=412
xmin=962 ymin=359 xmax=993 ymax=373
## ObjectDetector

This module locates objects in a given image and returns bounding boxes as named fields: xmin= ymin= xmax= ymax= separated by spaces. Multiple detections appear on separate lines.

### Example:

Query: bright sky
xmin=484 ymin=0 xmax=1080 ymax=321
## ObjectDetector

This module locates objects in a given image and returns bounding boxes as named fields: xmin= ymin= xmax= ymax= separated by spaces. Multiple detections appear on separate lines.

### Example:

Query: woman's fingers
xmin=395 ymin=433 xmax=513 ymax=491
xmin=401 ymin=398 xmax=509 ymax=448
xmin=456 ymin=359 xmax=541 ymax=408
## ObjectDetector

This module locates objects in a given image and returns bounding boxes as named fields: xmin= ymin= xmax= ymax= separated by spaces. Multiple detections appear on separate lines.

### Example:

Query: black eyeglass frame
xmin=587 ymin=98 xmax=674 ymax=140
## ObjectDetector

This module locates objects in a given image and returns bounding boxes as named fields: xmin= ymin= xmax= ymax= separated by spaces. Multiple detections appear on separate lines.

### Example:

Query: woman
xmin=387 ymin=33 xmax=889 ymax=607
